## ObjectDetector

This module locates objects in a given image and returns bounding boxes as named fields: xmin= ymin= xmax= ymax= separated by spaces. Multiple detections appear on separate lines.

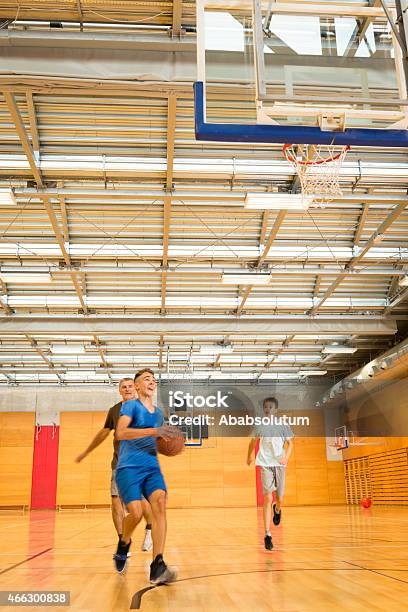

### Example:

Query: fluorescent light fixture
xmin=210 ymin=372 xmax=256 ymax=380
xmin=244 ymin=193 xmax=311 ymax=210
xmin=0 ymin=188 xmax=16 ymax=206
xmin=161 ymin=371 xmax=211 ymax=380
xmin=64 ymin=370 xmax=95 ymax=377
xmin=107 ymin=355 xmax=159 ymax=362
xmin=190 ymin=354 xmax=215 ymax=362
xmin=275 ymin=355 xmax=321 ymax=362
xmin=51 ymin=345 xmax=85 ymax=354
xmin=299 ymin=370 xmax=328 ymax=376
xmin=399 ymin=275 xmax=408 ymax=287
xmin=258 ymin=372 xmax=299 ymax=380
xmin=219 ymin=355 xmax=267 ymax=363
xmin=0 ymin=355 xmax=43 ymax=361
xmin=322 ymin=345 xmax=357 ymax=354
xmin=199 ymin=345 xmax=233 ymax=354
xmin=0 ymin=273 xmax=52 ymax=284
xmin=50 ymin=356 xmax=99 ymax=363
xmin=221 ymin=273 xmax=271 ymax=285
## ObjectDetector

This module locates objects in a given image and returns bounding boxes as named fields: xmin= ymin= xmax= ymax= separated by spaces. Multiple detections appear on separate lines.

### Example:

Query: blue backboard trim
xmin=194 ymin=81 xmax=408 ymax=148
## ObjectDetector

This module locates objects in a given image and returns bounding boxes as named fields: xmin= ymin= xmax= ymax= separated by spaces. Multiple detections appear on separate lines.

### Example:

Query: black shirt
xmin=104 ymin=401 xmax=122 ymax=470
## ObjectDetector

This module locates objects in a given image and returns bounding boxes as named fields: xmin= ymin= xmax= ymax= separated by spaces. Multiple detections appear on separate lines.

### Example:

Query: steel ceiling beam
xmin=76 ymin=0 xmax=84 ymax=31
xmin=24 ymin=334 xmax=63 ymax=383
xmin=310 ymin=200 xmax=408 ymax=314
xmin=92 ymin=334 xmax=113 ymax=382
xmin=3 ymin=92 xmax=43 ymax=186
xmin=206 ymin=2 xmax=386 ymax=18
xmin=25 ymin=92 xmax=40 ymax=157
xmin=236 ymin=210 xmax=287 ymax=314
xmin=3 ymin=92 xmax=88 ymax=313
xmin=171 ymin=0 xmax=183 ymax=37
xmin=161 ymin=93 xmax=177 ymax=313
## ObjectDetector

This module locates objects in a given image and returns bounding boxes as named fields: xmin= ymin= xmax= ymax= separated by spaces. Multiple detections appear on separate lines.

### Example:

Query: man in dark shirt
xmin=75 ymin=377 xmax=153 ymax=551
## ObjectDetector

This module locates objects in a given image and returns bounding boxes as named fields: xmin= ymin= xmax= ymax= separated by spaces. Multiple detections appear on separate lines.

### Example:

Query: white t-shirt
xmin=254 ymin=423 xmax=294 ymax=467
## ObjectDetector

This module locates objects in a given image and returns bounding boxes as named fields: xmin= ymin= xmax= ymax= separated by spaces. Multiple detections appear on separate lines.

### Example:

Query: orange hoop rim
xmin=283 ymin=144 xmax=351 ymax=166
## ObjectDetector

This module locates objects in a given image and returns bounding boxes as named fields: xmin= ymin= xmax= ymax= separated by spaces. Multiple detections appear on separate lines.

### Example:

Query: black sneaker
xmin=264 ymin=534 xmax=273 ymax=551
xmin=150 ymin=554 xmax=177 ymax=585
xmin=113 ymin=539 xmax=131 ymax=574
xmin=273 ymin=503 xmax=281 ymax=526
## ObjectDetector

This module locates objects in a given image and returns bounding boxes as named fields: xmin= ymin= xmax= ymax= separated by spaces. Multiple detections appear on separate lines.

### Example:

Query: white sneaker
xmin=142 ymin=528 xmax=153 ymax=552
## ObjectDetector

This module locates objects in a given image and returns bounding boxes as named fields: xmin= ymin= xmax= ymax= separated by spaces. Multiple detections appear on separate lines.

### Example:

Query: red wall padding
xmin=30 ymin=425 xmax=60 ymax=510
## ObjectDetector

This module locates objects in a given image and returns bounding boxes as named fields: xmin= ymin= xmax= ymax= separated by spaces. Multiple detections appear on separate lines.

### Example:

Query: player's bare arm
xmin=75 ymin=428 xmax=111 ymax=462
xmin=115 ymin=415 xmax=178 ymax=441
xmin=247 ymin=437 xmax=257 ymax=466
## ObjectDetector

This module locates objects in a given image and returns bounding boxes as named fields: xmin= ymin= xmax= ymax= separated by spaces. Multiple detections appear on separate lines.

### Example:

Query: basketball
xmin=361 ymin=498 xmax=372 ymax=509
xmin=157 ymin=434 xmax=185 ymax=457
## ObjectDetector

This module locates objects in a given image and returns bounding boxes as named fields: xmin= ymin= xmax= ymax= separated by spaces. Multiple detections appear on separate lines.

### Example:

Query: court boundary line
xmin=130 ymin=565 xmax=408 ymax=609
xmin=0 ymin=548 xmax=52 ymax=576
xmin=344 ymin=561 xmax=408 ymax=586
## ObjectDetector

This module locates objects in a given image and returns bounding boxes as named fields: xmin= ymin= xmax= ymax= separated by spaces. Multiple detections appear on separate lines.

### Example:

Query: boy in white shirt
xmin=247 ymin=397 xmax=294 ymax=550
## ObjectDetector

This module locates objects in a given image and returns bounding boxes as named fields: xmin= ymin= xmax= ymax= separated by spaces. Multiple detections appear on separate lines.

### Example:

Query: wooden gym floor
xmin=0 ymin=506 xmax=407 ymax=611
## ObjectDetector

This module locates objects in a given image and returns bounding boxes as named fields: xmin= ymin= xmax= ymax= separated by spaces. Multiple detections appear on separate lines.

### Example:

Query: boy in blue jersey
xmin=113 ymin=368 xmax=178 ymax=584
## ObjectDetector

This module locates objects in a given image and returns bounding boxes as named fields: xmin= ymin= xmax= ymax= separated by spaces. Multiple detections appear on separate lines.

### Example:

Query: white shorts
xmin=260 ymin=466 xmax=286 ymax=497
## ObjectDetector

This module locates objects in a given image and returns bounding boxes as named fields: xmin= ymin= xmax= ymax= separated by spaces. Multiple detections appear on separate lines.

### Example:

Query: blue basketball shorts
xmin=115 ymin=466 xmax=167 ymax=505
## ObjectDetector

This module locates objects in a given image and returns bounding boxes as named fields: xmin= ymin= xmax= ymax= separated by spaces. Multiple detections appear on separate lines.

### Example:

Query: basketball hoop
xmin=283 ymin=144 xmax=350 ymax=204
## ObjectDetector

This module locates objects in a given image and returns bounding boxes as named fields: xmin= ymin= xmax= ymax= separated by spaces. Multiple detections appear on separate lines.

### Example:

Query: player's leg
xmin=145 ymin=470 xmax=176 ymax=584
xmin=263 ymin=493 xmax=273 ymax=542
xmin=149 ymin=489 xmax=167 ymax=558
xmin=261 ymin=468 xmax=275 ymax=550
xmin=122 ymin=500 xmax=144 ymax=544
xmin=113 ymin=468 xmax=144 ymax=573
xmin=110 ymin=470 xmax=125 ymax=536
xmin=111 ymin=495 xmax=125 ymax=536
xmin=113 ymin=500 xmax=143 ymax=573
xmin=273 ymin=467 xmax=286 ymax=526
xmin=141 ymin=497 xmax=153 ymax=551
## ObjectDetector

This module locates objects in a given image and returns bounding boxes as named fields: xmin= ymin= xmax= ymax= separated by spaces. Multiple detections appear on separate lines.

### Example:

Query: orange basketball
xmin=157 ymin=435 xmax=185 ymax=457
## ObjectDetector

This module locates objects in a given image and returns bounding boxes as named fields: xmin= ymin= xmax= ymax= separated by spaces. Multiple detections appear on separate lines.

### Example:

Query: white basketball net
xmin=284 ymin=144 xmax=350 ymax=202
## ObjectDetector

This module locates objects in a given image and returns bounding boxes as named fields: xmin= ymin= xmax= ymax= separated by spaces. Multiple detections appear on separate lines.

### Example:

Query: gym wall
xmin=0 ymin=412 xmax=35 ymax=508
xmin=0 ymin=382 xmax=345 ymax=509
xmin=342 ymin=379 xmax=408 ymax=505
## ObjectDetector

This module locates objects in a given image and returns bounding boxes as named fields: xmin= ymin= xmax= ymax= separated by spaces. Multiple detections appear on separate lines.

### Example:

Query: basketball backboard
xmin=195 ymin=0 xmax=408 ymax=147
xmin=334 ymin=425 xmax=349 ymax=450
xmin=332 ymin=426 xmax=385 ymax=453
